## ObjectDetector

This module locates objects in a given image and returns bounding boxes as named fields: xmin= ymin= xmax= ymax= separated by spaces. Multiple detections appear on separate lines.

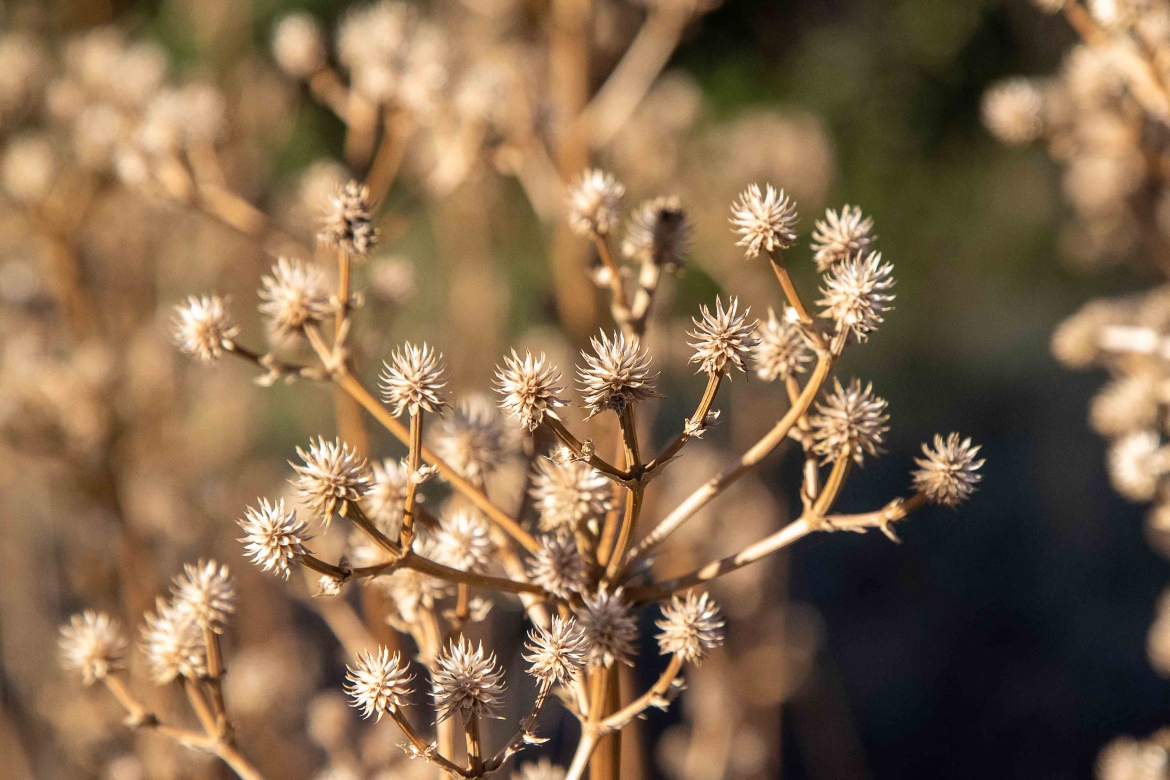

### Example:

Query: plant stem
xmin=401 ymin=410 xmax=424 ymax=550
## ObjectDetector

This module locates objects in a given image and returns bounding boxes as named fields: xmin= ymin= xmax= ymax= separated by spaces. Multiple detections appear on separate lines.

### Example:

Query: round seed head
xmin=753 ymin=307 xmax=812 ymax=382
xmin=982 ymin=78 xmax=1044 ymax=146
xmin=810 ymin=378 xmax=890 ymax=466
xmin=912 ymin=433 xmax=985 ymax=508
xmin=170 ymin=559 xmax=236 ymax=633
xmin=524 ymin=616 xmax=589 ymax=686
xmin=344 ymin=646 xmax=413 ymax=720
xmin=431 ymin=636 xmax=506 ymax=721
xmin=514 ymin=758 xmax=567 ymax=780
xmin=379 ymin=342 xmax=448 ymax=417
xmin=432 ymin=511 xmax=494 ymax=573
xmin=59 ymin=610 xmax=128 ymax=685
xmin=621 ymin=195 xmax=690 ymax=270
xmin=1109 ymin=430 xmax=1163 ymax=501
xmin=272 ymin=13 xmax=326 ymax=79
xmin=258 ymin=257 xmax=332 ymax=340
xmin=238 ymin=499 xmax=312 ymax=579
xmin=432 ymin=394 xmax=509 ymax=483
xmin=817 ymin=251 xmax=896 ymax=342
xmin=527 ymin=533 xmax=587 ymax=599
xmin=730 ymin=183 xmax=798 ymax=258
xmin=656 ymin=591 xmax=725 ymax=664
xmin=363 ymin=458 xmax=410 ymax=531
xmin=687 ymin=296 xmax=759 ymax=376
xmin=577 ymin=330 xmax=658 ymax=417
xmin=290 ymin=437 xmax=372 ymax=521
xmin=576 ymin=585 xmax=637 ymax=668
xmin=318 ymin=180 xmax=378 ymax=256
xmin=567 ymin=169 xmax=625 ymax=237
xmin=810 ymin=205 xmax=875 ymax=272
xmin=530 ymin=455 xmax=614 ymax=532
xmin=173 ymin=295 xmax=238 ymax=363
xmin=140 ymin=597 xmax=207 ymax=684
xmin=495 ymin=350 xmax=569 ymax=431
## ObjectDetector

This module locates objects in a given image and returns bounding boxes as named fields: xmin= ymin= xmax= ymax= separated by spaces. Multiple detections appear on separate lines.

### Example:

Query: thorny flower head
xmin=912 ymin=434 xmax=985 ymax=508
xmin=271 ymin=13 xmax=326 ymax=80
xmin=621 ymin=195 xmax=690 ymax=269
xmin=432 ymin=636 xmax=506 ymax=721
xmin=433 ymin=395 xmax=509 ymax=483
xmin=238 ymin=498 xmax=312 ymax=579
xmin=656 ymin=591 xmax=726 ymax=664
xmin=817 ymin=251 xmax=896 ymax=342
xmin=1109 ymin=430 xmax=1164 ymax=501
xmin=291 ymin=437 xmax=371 ymax=521
xmin=514 ymin=758 xmax=567 ymax=780
xmin=730 ymin=183 xmax=798 ymax=258
xmin=981 ymin=77 xmax=1044 ymax=146
xmin=258 ymin=257 xmax=332 ymax=341
xmin=1096 ymin=737 xmax=1170 ymax=780
xmin=688 ymin=296 xmax=759 ymax=376
xmin=432 ymin=511 xmax=494 ymax=573
xmin=810 ymin=378 xmax=890 ymax=465
xmin=59 ymin=611 xmax=127 ymax=685
xmin=811 ymin=205 xmax=876 ymax=272
xmin=567 ymin=169 xmax=624 ymax=237
xmin=170 ymin=559 xmax=236 ymax=633
xmin=319 ymin=180 xmax=378 ymax=256
xmin=140 ymin=597 xmax=207 ymax=684
xmin=576 ymin=585 xmax=638 ymax=668
xmin=530 ymin=455 xmax=614 ymax=532
xmin=380 ymin=342 xmax=448 ymax=417
xmin=173 ymin=295 xmax=237 ymax=363
xmin=495 ymin=350 xmax=569 ymax=431
xmin=527 ymin=533 xmax=587 ymax=599
xmin=754 ymin=307 xmax=812 ymax=382
xmin=577 ymin=330 xmax=658 ymax=417
xmin=344 ymin=647 xmax=413 ymax=720
xmin=364 ymin=458 xmax=410 ymax=530
xmin=524 ymin=616 xmax=589 ymax=687
xmin=1090 ymin=374 xmax=1159 ymax=437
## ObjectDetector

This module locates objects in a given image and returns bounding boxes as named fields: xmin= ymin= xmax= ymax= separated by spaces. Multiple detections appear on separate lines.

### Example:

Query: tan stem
xmin=598 ymin=655 xmax=683 ymax=733
xmin=594 ymin=233 xmax=631 ymax=314
xmin=183 ymin=676 xmax=218 ymax=737
xmin=465 ymin=712 xmax=483 ymax=775
xmin=400 ymin=411 xmax=425 ymax=550
xmin=543 ymin=416 xmax=630 ymax=483
xmin=643 ymin=372 xmax=723 ymax=476
xmin=390 ymin=709 xmax=471 ymax=777
xmin=767 ymin=252 xmax=816 ymax=330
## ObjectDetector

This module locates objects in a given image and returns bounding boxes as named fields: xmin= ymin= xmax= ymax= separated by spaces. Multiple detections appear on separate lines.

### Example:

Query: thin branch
xmin=598 ymin=655 xmax=683 ymax=733
xmin=643 ymin=371 xmax=723 ymax=478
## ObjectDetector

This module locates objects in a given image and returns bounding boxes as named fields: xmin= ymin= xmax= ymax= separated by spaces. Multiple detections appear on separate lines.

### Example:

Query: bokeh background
xmin=0 ymin=0 xmax=1161 ymax=779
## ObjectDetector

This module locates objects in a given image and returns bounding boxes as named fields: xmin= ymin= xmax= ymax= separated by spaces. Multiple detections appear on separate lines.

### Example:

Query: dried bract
xmin=527 ymin=534 xmax=587 ymax=599
xmin=170 ymin=559 xmax=236 ymax=633
xmin=140 ymin=598 xmax=207 ymax=684
xmin=530 ymin=455 xmax=613 ymax=532
xmin=258 ymin=257 xmax=332 ymax=340
xmin=432 ymin=511 xmax=494 ymax=573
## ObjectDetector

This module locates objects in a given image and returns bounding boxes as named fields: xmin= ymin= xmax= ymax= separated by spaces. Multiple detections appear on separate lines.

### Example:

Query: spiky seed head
xmin=272 ymin=13 xmax=326 ymax=79
xmin=688 ymin=296 xmax=759 ymax=376
xmin=577 ymin=331 xmax=658 ymax=417
xmin=495 ymin=350 xmax=569 ymax=431
xmin=258 ymin=257 xmax=332 ymax=340
xmin=817 ymin=251 xmax=896 ymax=342
xmin=811 ymin=205 xmax=876 ymax=272
xmin=432 ymin=511 xmax=494 ymax=573
xmin=576 ymin=585 xmax=637 ymax=668
xmin=318 ymin=180 xmax=378 ymax=256
xmin=530 ymin=456 xmax=614 ymax=532
xmin=344 ymin=647 xmax=413 ymax=720
xmin=656 ymin=592 xmax=725 ymax=664
xmin=567 ymin=169 xmax=625 ymax=237
xmin=237 ymin=499 xmax=312 ymax=579
xmin=1096 ymin=737 xmax=1169 ymax=780
xmin=140 ymin=597 xmax=207 ymax=684
xmin=810 ymin=378 xmax=890 ymax=465
xmin=432 ymin=395 xmax=509 ymax=483
xmin=364 ymin=458 xmax=410 ymax=531
xmin=1090 ymin=374 xmax=1160 ymax=437
xmin=524 ymin=616 xmax=590 ymax=686
xmin=170 ymin=560 xmax=236 ymax=633
xmin=380 ymin=342 xmax=448 ymax=417
xmin=173 ymin=295 xmax=238 ymax=363
xmin=981 ymin=78 xmax=1045 ymax=146
xmin=730 ymin=183 xmax=798 ymax=258
xmin=59 ymin=611 xmax=128 ymax=685
xmin=912 ymin=433 xmax=985 ymax=508
xmin=621 ymin=195 xmax=690 ymax=270
xmin=527 ymin=533 xmax=587 ymax=598
xmin=753 ymin=307 xmax=812 ymax=382
xmin=1109 ymin=430 xmax=1164 ymax=501
xmin=431 ymin=636 xmax=506 ymax=721
xmin=514 ymin=758 xmax=567 ymax=780
xmin=291 ymin=437 xmax=371 ymax=521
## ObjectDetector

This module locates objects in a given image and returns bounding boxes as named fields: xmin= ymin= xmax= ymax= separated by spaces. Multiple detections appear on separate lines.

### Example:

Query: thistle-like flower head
xmin=912 ymin=433 xmax=985 ymax=508
xmin=621 ymin=195 xmax=690 ymax=270
xmin=344 ymin=646 xmax=413 ymax=720
xmin=258 ymin=257 xmax=332 ymax=340
xmin=688 ymin=296 xmax=759 ymax=376
xmin=432 ymin=636 xmax=506 ymax=721
xmin=577 ymin=330 xmax=658 ymax=417
xmin=140 ymin=597 xmax=207 ymax=684
xmin=170 ymin=559 xmax=236 ymax=633
xmin=432 ymin=394 xmax=509 ymax=483
xmin=530 ymin=455 xmax=614 ymax=532
xmin=567 ymin=169 xmax=624 ymax=237
xmin=810 ymin=378 xmax=890 ymax=465
xmin=576 ymin=585 xmax=637 ymax=668
xmin=238 ymin=499 xmax=311 ymax=579
xmin=432 ymin=510 xmax=494 ymax=573
xmin=173 ymin=295 xmax=237 ymax=363
xmin=380 ymin=342 xmax=448 ymax=417
xmin=495 ymin=350 xmax=569 ymax=431
xmin=291 ymin=436 xmax=372 ymax=521
xmin=981 ymin=77 xmax=1045 ymax=146
xmin=318 ymin=180 xmax=378 ymax=256
xmin=811 ymin=205 xmax=876 ymax=272
xmin=656 ymin=591 xmax=725 ymax=664
xmin=753 ymin=307 xmax=812 ymax=382
xmin=730 ymin=183 xmax=798 ymax=258
xmin=272 ymin=13 xmax=326 ymax=80
xmin=59 ymin=611 xmax=128 ymax=685
xmin=527 ymin=533 xmax=587 ymax=599
xmin=524 ymin=616 xmax=590 ymax=687
xmin=817 ymin=251 xmax=896 ymax=342
xmin=364 ymin=458 xmax=410 ymax=530
xmin=1109 ymin=430 xmax=1163 ymax=501
xmin=514 ymin=758 xmax=567 ymax=780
